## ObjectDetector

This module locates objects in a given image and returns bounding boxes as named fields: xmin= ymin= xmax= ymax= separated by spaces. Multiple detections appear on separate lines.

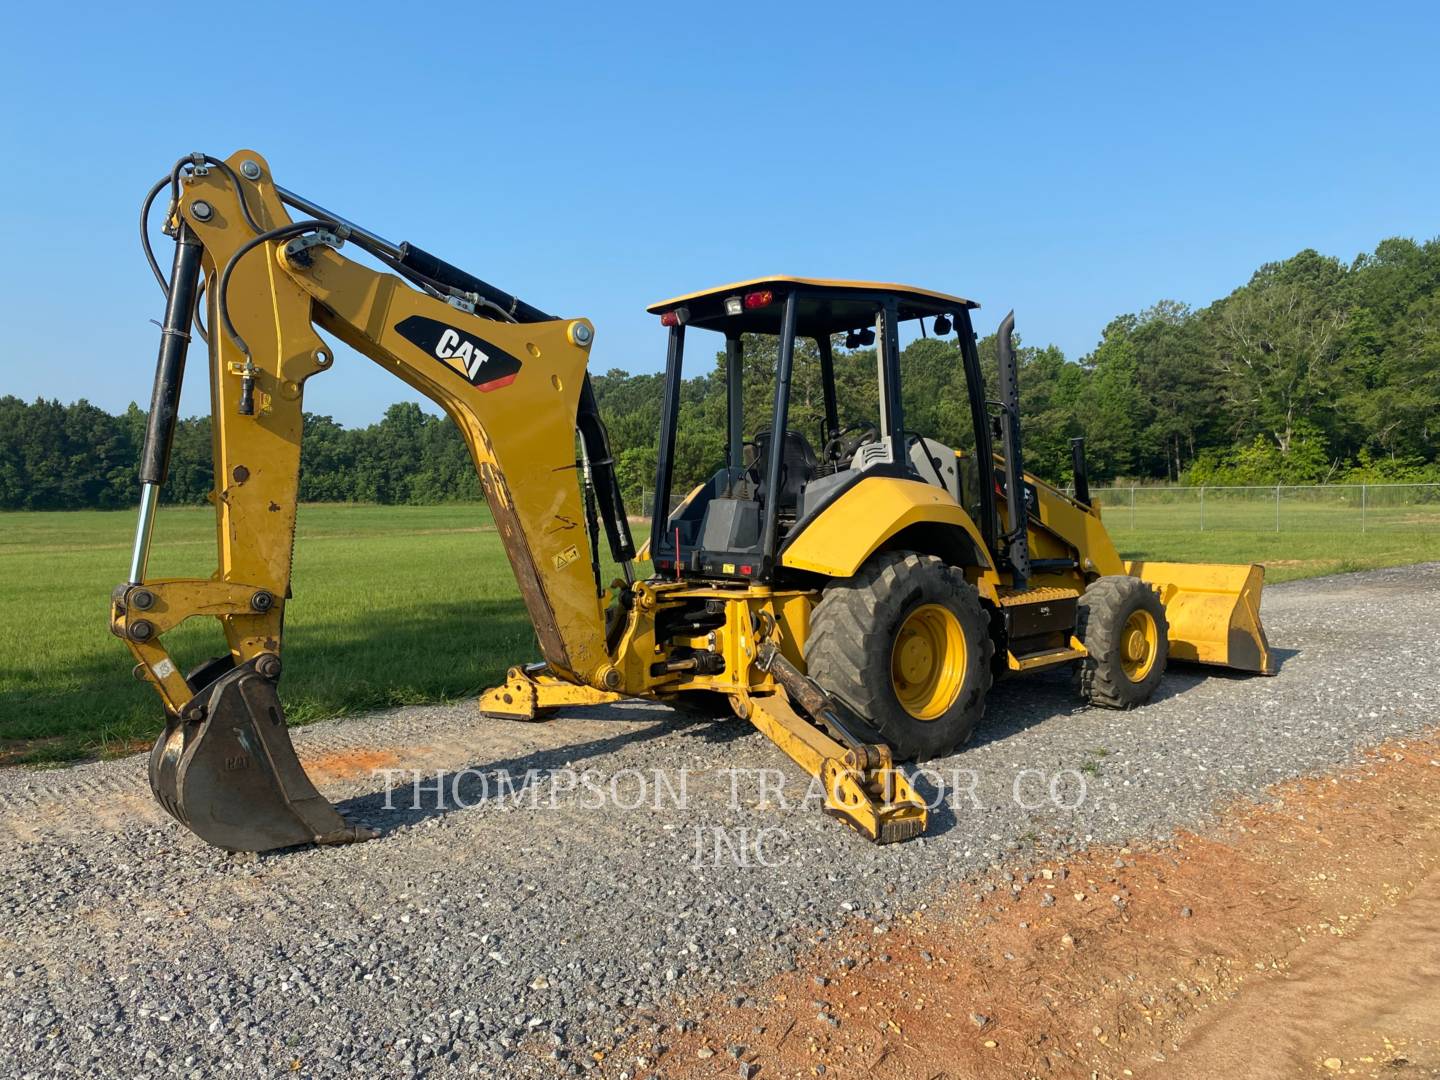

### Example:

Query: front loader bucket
xmin=1126 ymin=561 xmax=1274 ymax=675
xmin=149 ymin=658 xmax=377 ymax=852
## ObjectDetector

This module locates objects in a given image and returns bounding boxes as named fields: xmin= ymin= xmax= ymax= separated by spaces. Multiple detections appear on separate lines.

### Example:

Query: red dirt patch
xmin=602 ymin=734 xmax=1440 ymax=1079
xmin=299 ymin=747 xmax=405 ymax=784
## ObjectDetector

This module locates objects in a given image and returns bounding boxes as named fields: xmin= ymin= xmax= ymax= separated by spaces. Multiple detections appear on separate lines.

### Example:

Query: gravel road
xmin=2 ymin=564 xmax=1437 ymax=1078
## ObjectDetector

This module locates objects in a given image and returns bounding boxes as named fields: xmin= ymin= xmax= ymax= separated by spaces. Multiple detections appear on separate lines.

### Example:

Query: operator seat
xmin=752 ymin=429 xmax=818 ymax=511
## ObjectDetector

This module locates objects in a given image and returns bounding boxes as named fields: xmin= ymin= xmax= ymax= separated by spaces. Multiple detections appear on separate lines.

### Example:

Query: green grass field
xmin=1 ymin=504 xmax=537 ymax=762
xmin=2 ymin=503 xmax=1436 ymax=763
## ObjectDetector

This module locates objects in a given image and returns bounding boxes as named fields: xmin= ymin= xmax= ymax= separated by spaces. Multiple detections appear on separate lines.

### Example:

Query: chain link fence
xmin=635 ymin=490 xmax=690 ymax=523
xmin=636 ymin=483 xmax=1440 ymax=532
xmin=1085 ymin=483 xmax=1440 ymax=532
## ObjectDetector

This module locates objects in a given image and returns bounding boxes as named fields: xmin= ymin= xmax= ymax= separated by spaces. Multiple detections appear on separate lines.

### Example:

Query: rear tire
xmin=806 ymin=551 xmax=993 ymax=762
xmin=1076 ymin=576 xmax=1168 ymax=708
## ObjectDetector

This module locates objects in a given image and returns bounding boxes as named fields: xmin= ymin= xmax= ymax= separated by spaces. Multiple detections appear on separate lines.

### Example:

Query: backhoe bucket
xmin=149 ymin=658 xmax=377 ymax=852
xmin=1126 ymin=561 xmax=1274 ymax=675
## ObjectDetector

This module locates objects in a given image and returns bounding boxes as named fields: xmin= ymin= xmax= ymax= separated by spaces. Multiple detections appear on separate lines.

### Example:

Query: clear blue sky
xmin=1 ymin=1 xmax=1435 ymax=426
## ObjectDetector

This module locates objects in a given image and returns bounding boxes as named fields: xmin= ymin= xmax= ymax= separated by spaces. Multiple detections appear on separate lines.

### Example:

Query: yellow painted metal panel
xmin=1128 ymin=561 xmax=1274 ymax=674
xmin=648 ymin=276 xmax=977 ymax=312
xmin=990 ymin=459 xmax=1127 ymax=578
xmin=779 ymin=476 xmax=994 ymax=579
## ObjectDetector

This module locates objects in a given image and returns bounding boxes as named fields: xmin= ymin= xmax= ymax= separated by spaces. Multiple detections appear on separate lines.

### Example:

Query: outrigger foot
xmin=478 ymin=663 xmax=626 ymax=720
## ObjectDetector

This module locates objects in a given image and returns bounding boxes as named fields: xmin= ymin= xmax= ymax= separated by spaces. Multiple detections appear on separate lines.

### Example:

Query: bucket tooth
xmin=1127 ymin=560 xmax=1275 ymax=675
xmin=148 ymin=657 xmax=377 ymax=852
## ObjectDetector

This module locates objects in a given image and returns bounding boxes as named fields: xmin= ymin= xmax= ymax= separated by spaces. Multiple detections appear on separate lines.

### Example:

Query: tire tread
xmin=806 ymin=551 xmax=993 ymax=760
xmin=1075 ymin=576 xmax=1169 ymax=709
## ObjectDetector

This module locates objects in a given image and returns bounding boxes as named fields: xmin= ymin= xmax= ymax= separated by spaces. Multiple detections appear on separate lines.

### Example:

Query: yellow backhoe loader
xmin=111 ymin=151 xmax=1273 ymax=853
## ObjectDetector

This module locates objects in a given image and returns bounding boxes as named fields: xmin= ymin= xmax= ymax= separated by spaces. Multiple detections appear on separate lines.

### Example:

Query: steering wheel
xmin=823 ymin=422 xmax=879 ymax=463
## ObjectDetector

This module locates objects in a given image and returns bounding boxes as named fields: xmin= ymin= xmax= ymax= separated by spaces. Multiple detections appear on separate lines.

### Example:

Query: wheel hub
xmin=890 ymin=603 xmax=967 ymax=721
xmin=1124 ymin=629 xmax=1147 ymax=660
xmin=1119 ymin=609 xmax=1159 ymax=681
xmin=897 ymin=635 xmax=935 ymax=682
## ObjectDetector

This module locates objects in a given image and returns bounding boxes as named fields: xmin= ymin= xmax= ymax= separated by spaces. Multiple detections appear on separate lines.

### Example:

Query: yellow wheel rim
xmin=1119 ymin=609 xmax=1159 ymax=682
xmin=890 ymin=603 xmax=968 ymax=720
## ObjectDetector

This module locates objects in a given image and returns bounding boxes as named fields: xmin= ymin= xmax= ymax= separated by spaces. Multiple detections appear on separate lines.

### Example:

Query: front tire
xmin=1076 ymin=576 xmax=1168 ymax=708
xmin=805 ymin=552 xmax=993 ymax=762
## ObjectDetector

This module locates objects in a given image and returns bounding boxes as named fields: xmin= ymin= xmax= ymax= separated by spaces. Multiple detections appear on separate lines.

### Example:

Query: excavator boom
xmin=114 ymin=151 xmax=628 ymax=850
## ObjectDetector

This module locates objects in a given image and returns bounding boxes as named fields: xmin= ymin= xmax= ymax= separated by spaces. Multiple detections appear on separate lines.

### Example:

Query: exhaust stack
xmin=995 ymin=311 xmax=1031 ymax=588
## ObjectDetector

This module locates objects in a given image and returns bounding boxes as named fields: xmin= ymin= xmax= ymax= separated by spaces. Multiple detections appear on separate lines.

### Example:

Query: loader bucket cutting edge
xmin=148 ymin=658 xmax=377 ymax=852
xmin=1126 ymin=560 xmax=1275 ymax=675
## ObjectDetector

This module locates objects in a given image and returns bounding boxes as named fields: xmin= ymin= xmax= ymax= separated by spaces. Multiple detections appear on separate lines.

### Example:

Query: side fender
xmin=780 ymin=476 xmax=993 ymax=579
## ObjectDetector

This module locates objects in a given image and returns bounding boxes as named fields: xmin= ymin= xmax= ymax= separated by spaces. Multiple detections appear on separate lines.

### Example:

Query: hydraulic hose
xmin=140 ymin=175 xmax=171 ymax=293
xmin=216 ymin=220 xmax=337 ymax=358
xmin=145 ymin=154 xmax=267 ymax=296
xmin=168 ymin=154 xmax=264 ymax=234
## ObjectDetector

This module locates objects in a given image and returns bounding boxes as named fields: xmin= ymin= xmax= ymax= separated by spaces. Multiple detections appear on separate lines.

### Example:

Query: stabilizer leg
xmin=742 ymin=694 xmax=927 ymax=844
xmin=478 ymin=664 xmax=625 ymax=720
xmin=747 ymin=645 xmax=928 ymax=844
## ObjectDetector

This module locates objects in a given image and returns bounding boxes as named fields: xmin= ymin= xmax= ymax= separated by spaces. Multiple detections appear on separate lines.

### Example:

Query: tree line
xmin=595 ymin=236 xmax=1440 ymax=499
xmin=0 ymin=401 xmax=480 ymax=510
xmin=2 ymin=236 xmax=1436 ymax=512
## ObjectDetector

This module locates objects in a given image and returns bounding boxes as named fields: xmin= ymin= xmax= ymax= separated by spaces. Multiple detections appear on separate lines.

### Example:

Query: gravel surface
xmin=2 ymin=564 xmax=1437 ymax=1078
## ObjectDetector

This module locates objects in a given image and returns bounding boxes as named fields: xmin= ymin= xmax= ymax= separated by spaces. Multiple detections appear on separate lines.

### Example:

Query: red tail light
xmin=659 ymin=311 xmax=679 ymax=327
xmin=743 ymin=290 xmax=774 ymax=309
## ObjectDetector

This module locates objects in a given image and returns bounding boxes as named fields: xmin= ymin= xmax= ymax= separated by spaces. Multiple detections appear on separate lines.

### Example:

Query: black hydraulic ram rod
xmin=1070 ymin=436 xmax=1092 ymax=507
xmin=396 ymin=241 xmax=553 ymax=325
xmin=275 ymin=185 xmax=549 ymax=322
xmin=756 ymin=644 xmax=867 ymax=755
xmin=129 ymin=222 xmax=204 ymax=584
xmin=275 ymin=185 xmax=636 ymax=570
xmin=577 ymin=377 xmax=637 ymax=572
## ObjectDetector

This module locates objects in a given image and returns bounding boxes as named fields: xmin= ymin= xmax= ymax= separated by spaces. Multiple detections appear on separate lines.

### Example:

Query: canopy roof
xmin=646 ymin=276 xmax=978 ymax=336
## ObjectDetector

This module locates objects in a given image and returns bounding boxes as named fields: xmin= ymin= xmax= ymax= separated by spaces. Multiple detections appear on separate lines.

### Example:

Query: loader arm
xmin=111 ymin=151 xmax=621 ymax=850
